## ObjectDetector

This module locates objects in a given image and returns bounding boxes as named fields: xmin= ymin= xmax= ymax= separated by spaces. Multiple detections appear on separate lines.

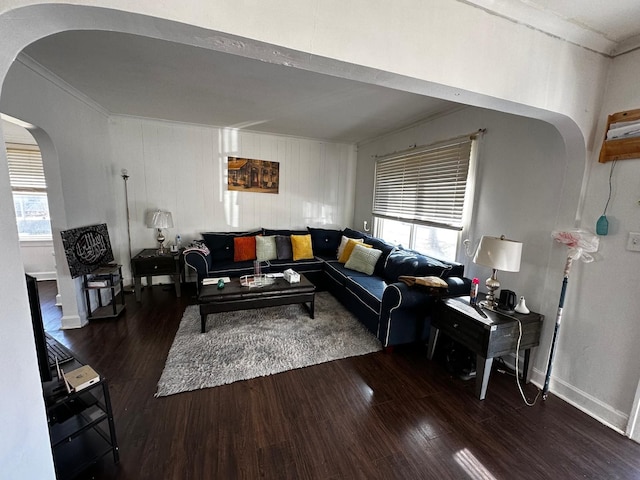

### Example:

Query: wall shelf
xmin=599 ymin=108 xmax=640 ymax=163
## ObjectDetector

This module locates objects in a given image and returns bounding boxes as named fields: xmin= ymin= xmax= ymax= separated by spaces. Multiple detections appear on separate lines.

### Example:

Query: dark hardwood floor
xmin=38 ymin=280 xmax=640 ymax=479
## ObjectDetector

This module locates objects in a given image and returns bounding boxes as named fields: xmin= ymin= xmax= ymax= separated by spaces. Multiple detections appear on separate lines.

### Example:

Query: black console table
xmin=43 ymin=339 xmax=119 ymax=478
xmin=428 ymin=295 xmax=543 ymax=400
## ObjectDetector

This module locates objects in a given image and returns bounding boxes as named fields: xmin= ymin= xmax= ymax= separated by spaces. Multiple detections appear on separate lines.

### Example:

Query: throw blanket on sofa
xmin=398 ymin=275 xmax=449 ymax=289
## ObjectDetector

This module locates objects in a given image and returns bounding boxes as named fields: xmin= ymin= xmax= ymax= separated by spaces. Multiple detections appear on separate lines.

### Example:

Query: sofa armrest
xmin=381 ymin=276 xmax=470 ymax=310
xmin=382 ymin=281 xmax=433 ymax=311
xmin=443 ymin=276 xmax=472 ymax=297
xmin=184 ymin=249 xmax=212 ymax=285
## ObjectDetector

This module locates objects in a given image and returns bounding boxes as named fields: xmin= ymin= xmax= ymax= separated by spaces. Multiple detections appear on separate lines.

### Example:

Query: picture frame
xmin=227 ymin=157 xmax=279 ymax=194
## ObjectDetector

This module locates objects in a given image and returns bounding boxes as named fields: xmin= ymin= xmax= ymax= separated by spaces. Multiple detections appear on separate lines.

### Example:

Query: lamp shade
xmin=150 ymin=210 xmax=173 ymax=229
xmin=473 ymin=235 xmax=522 ymax=272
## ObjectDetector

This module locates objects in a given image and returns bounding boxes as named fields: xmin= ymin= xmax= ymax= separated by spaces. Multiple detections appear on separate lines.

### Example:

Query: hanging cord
xmin=497 ymin=311 xmax=541 ymax=406
xmin=513 ymin=318 xmax=541 ymax=406
xmin=602 ymin=160 xmax=617 ymax=216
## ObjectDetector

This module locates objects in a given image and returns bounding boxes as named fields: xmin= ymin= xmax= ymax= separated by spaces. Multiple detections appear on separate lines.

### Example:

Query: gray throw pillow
xmin=344 ymin=244 xmax=383 ymax=275
xmin=275 ymin=235 xmax=293 ymax=260
xmin=256 ymin=235 xmax=277 ymax=261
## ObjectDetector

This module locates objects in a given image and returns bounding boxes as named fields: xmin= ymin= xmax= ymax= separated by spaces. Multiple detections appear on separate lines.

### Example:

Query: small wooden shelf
xmin=599 ymin=108 xmax=640 ymax=163
xmin=83 ymin=264 xmax=125 ymax=319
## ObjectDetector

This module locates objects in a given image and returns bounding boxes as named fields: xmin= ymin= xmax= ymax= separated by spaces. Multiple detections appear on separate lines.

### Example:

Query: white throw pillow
xmin=344 ymin=244 xmax=383 ymax=275
xmin=337 ymin=235 xmax=363 ymax=260
xmin=256 ymin=235 xmax=278 ymax=261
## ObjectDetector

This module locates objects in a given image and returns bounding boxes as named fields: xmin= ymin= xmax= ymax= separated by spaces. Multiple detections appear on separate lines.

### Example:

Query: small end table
xmin=131 ymin=248 xmax=184 ymax=302
xmin=427 ymin=295 xmax=544 ymax=400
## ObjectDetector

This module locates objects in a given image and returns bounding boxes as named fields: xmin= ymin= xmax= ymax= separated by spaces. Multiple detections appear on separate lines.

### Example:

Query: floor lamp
xmin=121 ymin=169 xmax=134 ymax=292
xmin=542 ymin=229 xmax=599 ymax=400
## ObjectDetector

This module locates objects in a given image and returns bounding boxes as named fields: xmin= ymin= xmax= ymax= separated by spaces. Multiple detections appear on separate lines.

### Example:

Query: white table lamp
xmin=473 ymin=235 xmax=522 ymax=309
xmin=149 ymin=210 xmax=173 ymax=254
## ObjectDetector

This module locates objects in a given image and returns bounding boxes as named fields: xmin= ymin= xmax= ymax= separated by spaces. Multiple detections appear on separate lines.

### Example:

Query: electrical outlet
xmin=627 ymin=232 xmax=640 ymax=252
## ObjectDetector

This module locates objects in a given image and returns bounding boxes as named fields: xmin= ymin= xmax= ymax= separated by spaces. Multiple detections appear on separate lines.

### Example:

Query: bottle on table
xmin=470 ymin=277 xmax=479 ymax=305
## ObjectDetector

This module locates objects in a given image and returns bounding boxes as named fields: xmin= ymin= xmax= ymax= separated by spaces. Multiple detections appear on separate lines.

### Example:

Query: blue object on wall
xmin=596 ymin=215 xmax=609 ymax=236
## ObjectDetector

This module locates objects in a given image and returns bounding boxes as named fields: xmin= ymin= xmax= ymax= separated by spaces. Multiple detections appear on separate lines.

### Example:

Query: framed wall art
xmin=227 ymin=157 xmax=279 ymax=194
xmin=60 ymin=223 xmax=115 ymax=278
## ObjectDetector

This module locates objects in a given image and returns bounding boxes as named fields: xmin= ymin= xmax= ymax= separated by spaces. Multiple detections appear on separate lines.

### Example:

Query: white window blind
xmin=373 ymin=137 xmax=472 ymax=231
xmin=6 ymin=146 xmax=46 ymax=192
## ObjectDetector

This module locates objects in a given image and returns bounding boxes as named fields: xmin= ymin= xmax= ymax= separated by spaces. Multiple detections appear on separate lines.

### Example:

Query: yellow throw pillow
xmin=290 ymin=234 xmax=314 ymax=261
xmin=338 ymin=238 xmax=371 ymax=263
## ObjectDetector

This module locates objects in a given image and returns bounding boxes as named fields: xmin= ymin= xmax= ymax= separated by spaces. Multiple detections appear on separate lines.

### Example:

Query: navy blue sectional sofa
xmin=184 ymin=227 xmax=470 ymax=348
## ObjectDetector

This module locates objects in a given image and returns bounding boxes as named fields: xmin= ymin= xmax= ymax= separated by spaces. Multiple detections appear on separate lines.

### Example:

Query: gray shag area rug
xmin=155 ymin=292 xmax=382 ymax=397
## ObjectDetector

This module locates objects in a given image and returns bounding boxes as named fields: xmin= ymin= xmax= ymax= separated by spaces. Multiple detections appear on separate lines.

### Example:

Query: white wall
xmin=109 ymin=116 xmax=356 ymax=284
xmin=1 ymin=58 xmax=115 ymax=329
xmin=20 ymin=241 xmax=56 ymax=280
xmin=356 ymin=106 xmax=637 ymax=433
xmin=576 ymin=47 xmax=640 ymax=432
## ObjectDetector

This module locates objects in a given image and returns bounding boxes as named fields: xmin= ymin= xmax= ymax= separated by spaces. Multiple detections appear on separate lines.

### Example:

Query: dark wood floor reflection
xmin=39 ymin=281 xmax=640 ymax=479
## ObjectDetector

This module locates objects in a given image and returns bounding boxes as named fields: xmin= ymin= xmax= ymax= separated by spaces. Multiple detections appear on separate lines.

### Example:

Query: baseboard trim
xmin=60 ymin=314 xmax=87 ymax=330
xmin=529 ymin=368 xmax=628 ymax=434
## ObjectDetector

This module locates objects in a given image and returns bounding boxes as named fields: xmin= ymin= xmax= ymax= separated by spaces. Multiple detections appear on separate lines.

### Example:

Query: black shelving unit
xmin=82 ymin=264 xmax=125 ymax=319
xmin=44 ymin=362 xmax=119 ymax=479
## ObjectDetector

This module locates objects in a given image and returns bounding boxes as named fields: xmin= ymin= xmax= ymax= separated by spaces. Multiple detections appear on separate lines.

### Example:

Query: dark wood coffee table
xmin=198 ymin=275 xmax=316 ymax=333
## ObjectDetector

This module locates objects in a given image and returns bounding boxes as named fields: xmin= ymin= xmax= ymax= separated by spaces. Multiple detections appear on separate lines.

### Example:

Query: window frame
xmin=372 ymin=134 xmax=478 ymax=261
xmin=6 ymin=143 xmax=52 ymax=241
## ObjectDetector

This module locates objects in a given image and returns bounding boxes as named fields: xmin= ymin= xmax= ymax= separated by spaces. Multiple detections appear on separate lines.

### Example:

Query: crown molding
xmin=16 ymin=53 xmax=110 ymax=117
xmin=460 ymin=0 xmax=617 ymax=57
xmin=613 ymin=34 xmax=640 ymax=57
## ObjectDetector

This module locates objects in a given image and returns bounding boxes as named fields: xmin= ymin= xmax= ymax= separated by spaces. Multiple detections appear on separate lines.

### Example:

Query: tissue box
xmin=283 ymin=269 xmax=300 ymax=283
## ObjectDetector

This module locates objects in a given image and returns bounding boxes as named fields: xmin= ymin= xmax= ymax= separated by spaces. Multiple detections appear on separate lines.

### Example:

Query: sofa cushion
xmin=266 ymin=257 xmax=324 ymax=273
xmin=324 ymin=259 xmax=369 ymax=287
xmin=275 ymin=235 xmax=293 ymax=260
xmin=201 ymin=232 xmax=235 ymax=262
xmin=383 ymin=249 xmax=462 ymax=282
xmin=363 ymin=237 xmax=397 ymax=276
xmin=342 ymin=227 xmax=367 ymax=240
xmin=202 ymin=230 xmax=260 ymax=262
xmin=339 ymin=238 xmax=371 ymax=263
xmin=307 ymin=227 xmax=342 ymax=256
xmin=345 ymin=276 xmax=386 ymax=314
xmin=345 ymin=244 xmax=383 ymax=275
xmin=256 ymin=235 xmax=277 ymax=261
xmin=264 ymin=228 xmax=308 ymax=236
xmin=337 ymin=236 xmax=363 ymax=260
xmin=207 ymin=259 xmax=256 ymax=278
xmin=234 ymin=236 xmax=257 ymax=262
xmin=291 ymin=234 xmax=314 ymax=261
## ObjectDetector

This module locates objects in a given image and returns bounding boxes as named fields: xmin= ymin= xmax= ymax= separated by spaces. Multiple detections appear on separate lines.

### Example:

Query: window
xmin=372 ymin=136 xmax=474 ymax=261
xmin=6 ymin=144 xmax=52 ymax=239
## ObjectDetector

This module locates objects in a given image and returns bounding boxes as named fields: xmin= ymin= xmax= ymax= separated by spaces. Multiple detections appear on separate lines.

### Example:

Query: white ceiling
xmin=15 ymin=1 xmax=640 ymax=144
xmin=22 ymin=31 xmax=460 ymax=144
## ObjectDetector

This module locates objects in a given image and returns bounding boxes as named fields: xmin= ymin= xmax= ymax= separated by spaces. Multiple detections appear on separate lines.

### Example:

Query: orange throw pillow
xmin=234 ymin=236 xmax=257 ymax=262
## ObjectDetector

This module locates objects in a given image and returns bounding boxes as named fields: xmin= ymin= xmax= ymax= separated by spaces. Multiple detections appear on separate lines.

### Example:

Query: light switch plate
xmin=627 ymin=232 xmax=640 ymax=252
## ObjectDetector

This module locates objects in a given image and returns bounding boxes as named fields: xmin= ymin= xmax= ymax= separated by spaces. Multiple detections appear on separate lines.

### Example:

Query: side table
xmin=131 ymin=248 xmax=184 ymax=302
xmin=82 ymin=264 xmax=125 ymax=319
xmin=427 ymin=295 xmax=544 ymax=400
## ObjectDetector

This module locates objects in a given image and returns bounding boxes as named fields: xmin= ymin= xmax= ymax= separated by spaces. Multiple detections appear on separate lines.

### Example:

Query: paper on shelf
xmin=202 ymin=277 xmax=231 ymax=285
